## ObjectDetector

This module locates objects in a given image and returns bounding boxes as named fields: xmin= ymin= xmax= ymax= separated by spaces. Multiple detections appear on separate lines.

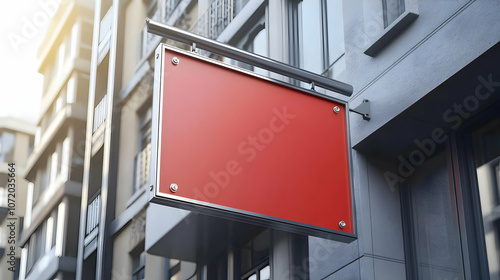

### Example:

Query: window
xmin=0 ymin=131 xmax=14 ymax=162
xmin=67 ymin=76 xmax=76 ymax=104
xmin=49 ymin=151 xmax=59 ymax=186
xmin=0 ymin=187 xmax=5 ymax=207
xmin=401 ymin=151 xmax=465 ymax=279
xmin=57 ymin=42 xmax=65 ymax=75
xmin=132 ymin=251 xmax=146 ymax=280
xmin=61 ymin=137 xmax=71 ymax=181
xmin=55 ymin=94 xmax=64 ymax=112
xmin=228 ymin=14 xmax=268 ymax=76
xmin=294 ymin=0 xmax=345 ymax=76
xmin=30 ymin=224 xmax=46 ymax=273
xmin=239 ymin=229 xmax=270 ymax=280
xmin=0 ymin=131 xmax=15 ymax=162
xmin=70 ymin=22 xmax=79 ymax=58
xmin=471 ymin=120 xmax=500 ymax=278
xmin=39 ymin=164 xmax=49 ymax=197
xmin=241 ymin=17 xmax=267 ymax=76
xmin=234 ymin=0 xmax=250 ymax=14
xmin=382 ymin=0 xmax=405 ymax=27
xmin=134 ymin=107 xmax=152 ymax=194
xmin=242 ymin=263 xmax=270 ymax=280
xmin=24 ymin=212 xmax=59 ymax=277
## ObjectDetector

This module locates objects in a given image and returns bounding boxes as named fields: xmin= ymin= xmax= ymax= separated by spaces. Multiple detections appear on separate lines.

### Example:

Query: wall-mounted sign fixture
xmin=150 ymin=44 xmax=355 ymax=242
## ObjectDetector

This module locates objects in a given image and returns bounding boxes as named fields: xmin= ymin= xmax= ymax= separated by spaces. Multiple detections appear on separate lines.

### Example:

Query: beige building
xmin=0 ymin=118 xmax=35 ymax=280
xmin=19 ymin=1 xmax=94 ymax=280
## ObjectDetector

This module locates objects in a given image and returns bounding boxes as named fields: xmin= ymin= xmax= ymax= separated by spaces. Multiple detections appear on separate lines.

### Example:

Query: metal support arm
xmin=146 ymin=18 xmax=353 ymax=97
xmin=349 ymin=99 xmax=370 ymax=120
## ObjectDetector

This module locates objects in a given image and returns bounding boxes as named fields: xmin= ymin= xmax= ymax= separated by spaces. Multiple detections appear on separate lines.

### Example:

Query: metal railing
xmin=86 ymin=192 xmax=101 ymax=236
xmin=146 ymin=19 xmax=353 ymax=96
xmin=191 ymin=0 xmax=235 ymax=39
xmin=93 ymin=94 xmax=108 ymax=133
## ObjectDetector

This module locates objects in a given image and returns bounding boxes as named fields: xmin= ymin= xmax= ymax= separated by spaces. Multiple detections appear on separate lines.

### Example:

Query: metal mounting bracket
xmin=349 ymin=99 xmax=370 ymax=120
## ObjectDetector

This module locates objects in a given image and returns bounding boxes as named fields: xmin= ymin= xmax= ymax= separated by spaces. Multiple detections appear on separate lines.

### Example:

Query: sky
xmin=0 ymin=0 xmax=59 ymax=124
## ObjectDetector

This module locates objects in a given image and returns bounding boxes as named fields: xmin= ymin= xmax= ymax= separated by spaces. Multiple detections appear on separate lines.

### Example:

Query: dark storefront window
xmin=401 ymin=150 xmax=465 ymax=279
xmin=401 ymin=100 xmax=500 ymax=279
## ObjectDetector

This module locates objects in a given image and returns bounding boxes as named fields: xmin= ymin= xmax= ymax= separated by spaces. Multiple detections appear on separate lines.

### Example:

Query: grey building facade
xmin=74 ymin=0 xmax=500 ymax=279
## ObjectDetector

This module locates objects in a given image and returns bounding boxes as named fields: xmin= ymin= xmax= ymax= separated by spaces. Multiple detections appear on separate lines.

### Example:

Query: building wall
xmin=76 ymin=0 xmax=500 ymax=279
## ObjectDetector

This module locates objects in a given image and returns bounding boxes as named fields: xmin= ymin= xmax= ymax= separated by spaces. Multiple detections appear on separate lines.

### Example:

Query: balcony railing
xmin=191 ymin=0 xmax=236 ymax=39
xmin=99 ymin=6 xmax=113 ymax=44
xmin=93 ymin=94 xmax=108 ymax=133
xmin=140 ymin=0 xmax=183 ymax=60
xmin=133 ymin=143 xmax=151 ymax=194
xmin=86 ymin=192 xmax=101 ymax=236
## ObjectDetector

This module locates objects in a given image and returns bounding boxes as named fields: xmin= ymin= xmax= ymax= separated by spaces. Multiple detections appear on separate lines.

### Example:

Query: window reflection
xmin=473 ymin=121 xmax=500 ymax=279
xmin=383 ymin=0 xmax=405 ymax=27
xmin=297 ymin=0 xmax=345 ymax=77
xmin=403 ymin=151 xmax=464 ymax=279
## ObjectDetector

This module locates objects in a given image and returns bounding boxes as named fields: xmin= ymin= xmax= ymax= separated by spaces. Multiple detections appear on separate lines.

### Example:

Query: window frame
xmin=400 ymin=101 xmax=500 ymax=279
xmin=382 ymin=0 xmax=405 ymax=28
xmin=289 ymin=0 xmax=346 ymax=77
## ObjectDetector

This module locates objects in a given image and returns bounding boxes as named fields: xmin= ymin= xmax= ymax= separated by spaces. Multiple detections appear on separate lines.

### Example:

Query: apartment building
xmin=18 ymin=1 xmax=94 ymax=280
xmin=0 ymin=118 xmax=35 ymax=280
xmin=76 ymin=0 xmax=500 ymax=279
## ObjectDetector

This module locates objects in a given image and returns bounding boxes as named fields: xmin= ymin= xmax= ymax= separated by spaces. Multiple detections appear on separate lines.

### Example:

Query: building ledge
xmin=25 ymin=103 xmax=86 ymax=179
xmin=20 ymin=180 xmax=82 ymax=246
xmin=25 ymin=251 xmax=76 ymax=280
xmin=119 ymin=60 xmax=152 ymax=103
xmin=40 ymin=57 xmax=90 ymax=119
xmin=109 ymin=187 xmax=149 ymax=237
xmin=0 ymin=117 xmax=36 ymax=136
xmin=364 ymin=11 xmax=419 ymax=57
xmin=83 ymin=232 xmax=98 ymax=260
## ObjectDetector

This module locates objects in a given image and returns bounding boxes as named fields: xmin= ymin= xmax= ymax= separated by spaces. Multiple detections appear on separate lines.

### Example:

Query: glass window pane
xmin=299 ymin=0 xmax=323 ymax=73
xmin=71 ymin=22 xmax=79 ymax=57
xmin=0 ymin=131 xmax=15 ymax=162
xmin=61 ymin=137 xmax=70 ymax=180
xmin=252 ymin=28 xmax=267 ymax=57
xmin=383 ymin=0 xmax=405 ymax=27
xmin=326 ymin=0 xmax=345 ymax=66
xmin=67 ymin=76 xmax=75 ymax=104
xmin=405 ymin=151 xmax=464 ymax=279
xmin=259 ymin=265 xmax=270 ymax=280
xmin=247 ymin=274 xmax=257 ymax=280
xmin=473 ymin=122 xmax=500 ymax=279
xmin=58 ymin=42 xmax=65 ymax=75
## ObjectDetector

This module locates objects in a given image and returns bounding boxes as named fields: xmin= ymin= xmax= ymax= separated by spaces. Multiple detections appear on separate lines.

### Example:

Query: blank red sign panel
xmin=154 ymin=45 xmax=353 ymax=235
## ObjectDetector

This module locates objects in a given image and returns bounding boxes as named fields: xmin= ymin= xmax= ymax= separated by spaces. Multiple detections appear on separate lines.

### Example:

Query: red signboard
xmin=151 ymin=44 xmax=354 ymax=240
